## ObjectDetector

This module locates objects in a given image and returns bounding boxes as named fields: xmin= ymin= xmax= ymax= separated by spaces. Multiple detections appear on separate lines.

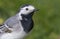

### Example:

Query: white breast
xmin=0 ymin=30 xmax=27 ymax=39
xmin=0 ymin=25 xmax=27 ymax=39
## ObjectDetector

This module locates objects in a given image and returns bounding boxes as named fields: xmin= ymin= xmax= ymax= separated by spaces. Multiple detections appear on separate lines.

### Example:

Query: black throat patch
xmin=20 ymin=14 xmax=34 ymax=33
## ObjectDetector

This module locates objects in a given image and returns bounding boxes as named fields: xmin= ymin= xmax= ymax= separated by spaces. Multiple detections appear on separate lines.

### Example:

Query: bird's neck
xmin=21 ymin=14 xmax=32 ymax=20
xmin=20 ymin=14 xmax=34 ymax=33
xmin=19 ymin=12 xmax=33 ymax=20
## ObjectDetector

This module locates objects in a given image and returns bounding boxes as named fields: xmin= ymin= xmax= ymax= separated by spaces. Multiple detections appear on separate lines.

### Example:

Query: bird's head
xmin=18 ymin=4 xmax=39 ymax=20
xmin=19 ymin=4 xmax=38 ymax=16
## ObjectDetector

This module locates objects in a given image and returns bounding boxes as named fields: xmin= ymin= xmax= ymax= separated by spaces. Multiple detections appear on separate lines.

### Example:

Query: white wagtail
xmin=0 ymin=4 xmax=39 ymax=39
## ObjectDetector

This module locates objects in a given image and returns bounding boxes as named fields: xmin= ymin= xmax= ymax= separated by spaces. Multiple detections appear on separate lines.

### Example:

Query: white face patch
xmin=20 ymin=5 xmax=35 ymax=15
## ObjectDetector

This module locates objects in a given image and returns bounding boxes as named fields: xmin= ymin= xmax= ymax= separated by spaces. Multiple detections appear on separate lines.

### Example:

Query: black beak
xmin=34 ymin=9 xmax=39 ymax=12
xmin=31 ymin=9 xmax=39 ymax=13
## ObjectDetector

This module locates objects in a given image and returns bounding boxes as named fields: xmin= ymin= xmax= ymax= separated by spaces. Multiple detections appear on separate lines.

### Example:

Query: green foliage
xmin=0 ymin=0 xmax=60 ymax=39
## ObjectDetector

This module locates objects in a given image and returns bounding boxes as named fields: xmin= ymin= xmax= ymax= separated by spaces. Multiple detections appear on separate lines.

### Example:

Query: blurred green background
xmin=0 ymin=0 xmax=60 ymax=39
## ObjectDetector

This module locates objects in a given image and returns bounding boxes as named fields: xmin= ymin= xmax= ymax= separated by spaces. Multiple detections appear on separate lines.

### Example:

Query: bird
xmin=0 ymin=4 xmax=39 ymax=39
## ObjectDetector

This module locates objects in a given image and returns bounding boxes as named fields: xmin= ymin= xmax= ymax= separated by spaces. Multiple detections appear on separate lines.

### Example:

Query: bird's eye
xmin=26 ymin=8 xmax=28 ymax=11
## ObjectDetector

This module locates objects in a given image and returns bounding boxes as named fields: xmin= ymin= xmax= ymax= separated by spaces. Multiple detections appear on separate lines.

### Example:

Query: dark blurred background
xmin=0 ymin=0 xmax=60 ymax=39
